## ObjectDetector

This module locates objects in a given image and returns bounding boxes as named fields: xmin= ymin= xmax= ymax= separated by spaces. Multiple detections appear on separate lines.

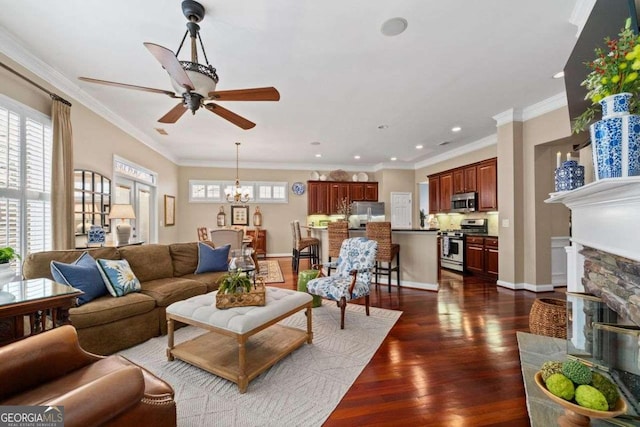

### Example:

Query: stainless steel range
xmin=438 ymin=219 xmax=488 ymax=272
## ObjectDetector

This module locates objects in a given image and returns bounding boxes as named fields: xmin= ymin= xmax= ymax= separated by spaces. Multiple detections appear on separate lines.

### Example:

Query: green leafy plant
xmin=0 ymin=247 xmax=20 ymax=264
xmin=216 ymin=269 xmax=252 ymax=294
xmin=573 ymin=18 xmax=640 ymax=133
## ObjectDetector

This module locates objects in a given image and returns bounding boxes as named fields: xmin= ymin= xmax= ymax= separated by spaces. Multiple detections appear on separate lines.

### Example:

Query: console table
xmin=0 ymin=278 xmax=82 ymax=345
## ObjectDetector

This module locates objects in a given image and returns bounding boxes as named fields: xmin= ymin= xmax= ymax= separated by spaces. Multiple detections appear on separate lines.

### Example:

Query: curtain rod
xmin=0 ymin=61 xmax=72 ymax=107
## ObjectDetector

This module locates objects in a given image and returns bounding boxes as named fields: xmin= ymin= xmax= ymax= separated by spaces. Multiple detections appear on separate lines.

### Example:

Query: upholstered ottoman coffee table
xmin=165 ymin=287 xmax=313 ymax=393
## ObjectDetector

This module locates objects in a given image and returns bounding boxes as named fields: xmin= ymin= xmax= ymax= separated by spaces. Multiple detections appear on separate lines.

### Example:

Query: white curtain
xmin=51 ymin=97 xmax=74 ymax=249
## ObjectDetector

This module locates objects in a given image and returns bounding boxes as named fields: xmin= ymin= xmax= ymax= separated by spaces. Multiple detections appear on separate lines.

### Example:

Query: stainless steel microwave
xmin=450 ymin=192 xmax=477 ymax=213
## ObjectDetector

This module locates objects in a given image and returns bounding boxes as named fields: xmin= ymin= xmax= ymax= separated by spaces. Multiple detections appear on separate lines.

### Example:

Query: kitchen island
xmin=309 ymin=226 xmax=439 ymax=291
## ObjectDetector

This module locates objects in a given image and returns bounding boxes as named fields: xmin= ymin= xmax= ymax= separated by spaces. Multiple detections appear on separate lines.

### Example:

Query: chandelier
xmin=226 ymin=142 xmax=250 ymax=204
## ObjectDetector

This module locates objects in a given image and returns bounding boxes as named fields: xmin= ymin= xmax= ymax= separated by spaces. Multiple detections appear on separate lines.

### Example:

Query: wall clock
xmin=292 ymin=182 xmax=305 ymax=195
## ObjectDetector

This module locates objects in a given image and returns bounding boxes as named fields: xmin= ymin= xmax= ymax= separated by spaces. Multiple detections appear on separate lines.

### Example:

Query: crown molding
xmin=413 ymin=134 xmax=497 ymax=169
xmin=0 ymin=27 xmax=178 ymax=164
xmin=522 ymin=92 xmax=568 ymax=121
xmin=492 ymin=108 xmax=524 ymax=126
xmin=178 ymin=159 xmax=380 ymax=172
xmin=570 ymin=0 xmax=597 ymax=37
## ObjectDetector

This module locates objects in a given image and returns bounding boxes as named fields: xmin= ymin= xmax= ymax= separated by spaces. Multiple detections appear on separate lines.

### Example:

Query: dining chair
xmin=196 ymin=227 xmax=210 ymax=242
xmin=327 ymin=221 xmax=349 ymax=276
xmin=366 ymin=222 xmax=400 ymax=292
xmin=209 ymin=228 xmax=243 ymax=250
xmin=306 ymin=237 xmax=378 ymax=329
xmin=291 ymin=220 xmax=319 ymax=274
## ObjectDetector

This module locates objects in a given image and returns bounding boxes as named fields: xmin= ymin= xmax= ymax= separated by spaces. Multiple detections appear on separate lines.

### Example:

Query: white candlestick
xmin=566 ymin=152 xmax=571 ymax=162
xmin=556 ymin=152 xmax=561 ymax=168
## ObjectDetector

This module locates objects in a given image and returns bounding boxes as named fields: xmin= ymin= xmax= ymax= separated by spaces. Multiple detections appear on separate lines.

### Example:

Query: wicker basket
xmin=529 ymin=298 xmax=567 ymax=338
xmin=216 ymin=279 xmax=266 ymax=309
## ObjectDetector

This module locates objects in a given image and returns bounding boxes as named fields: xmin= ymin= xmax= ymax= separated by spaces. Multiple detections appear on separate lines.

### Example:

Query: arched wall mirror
xmin=74 ymin=169 xmax=111 ymax=235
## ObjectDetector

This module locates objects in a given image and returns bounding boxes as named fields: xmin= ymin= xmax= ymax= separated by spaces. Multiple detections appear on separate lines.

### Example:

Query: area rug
xmin=119 ymin=301 xmax=402 ymax=427
xmin=256 ymin=259 xmax=284 ymax=283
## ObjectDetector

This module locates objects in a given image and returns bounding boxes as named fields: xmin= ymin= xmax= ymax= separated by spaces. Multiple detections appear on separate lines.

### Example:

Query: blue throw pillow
xmin=51 ymin=252 xmax=108 ymax=305
xmin=96 ymin=259 xmax=141 ymax=297
xmin=195 ymin=242 xmax=230 ymax=274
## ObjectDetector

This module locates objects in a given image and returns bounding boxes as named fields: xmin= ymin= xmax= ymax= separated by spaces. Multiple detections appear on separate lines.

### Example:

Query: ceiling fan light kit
xmin=78 ymin=0 xmax=279 ymax=130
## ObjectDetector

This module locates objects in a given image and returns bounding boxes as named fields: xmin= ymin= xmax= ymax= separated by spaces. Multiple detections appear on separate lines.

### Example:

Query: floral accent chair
xmin=306 ymin=237 xmax=378 ymax=329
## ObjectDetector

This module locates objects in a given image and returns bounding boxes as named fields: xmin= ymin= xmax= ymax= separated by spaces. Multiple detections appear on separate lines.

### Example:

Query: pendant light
xmin=226 ymin=142 xmax=250 ymax=204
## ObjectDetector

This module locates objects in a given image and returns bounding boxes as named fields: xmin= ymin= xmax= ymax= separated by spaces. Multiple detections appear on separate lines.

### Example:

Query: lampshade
xmin=109 ymin=204 xmax=136 ymax=220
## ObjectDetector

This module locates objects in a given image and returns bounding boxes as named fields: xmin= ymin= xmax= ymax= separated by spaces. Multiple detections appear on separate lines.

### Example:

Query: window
xmin=0 ymin=95 xmax=52 ymax=263
xmin=189 ymin=180 xmax=288 ymax=203
xmin=113 ymin=156 xmax=157 ymax=243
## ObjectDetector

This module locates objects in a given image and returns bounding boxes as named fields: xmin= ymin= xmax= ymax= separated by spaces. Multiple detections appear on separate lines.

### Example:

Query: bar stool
xmin=327 ymin=221 xmax=349 ymax=276
xmin=366 ymin=222 xmax=400 ymax=292
xmin=291 ymin=220 xmax=320 ymax=274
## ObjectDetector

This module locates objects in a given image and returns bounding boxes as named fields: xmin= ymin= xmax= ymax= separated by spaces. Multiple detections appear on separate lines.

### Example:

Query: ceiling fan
xmin=78 ymin=0 xmax=279 ymax=130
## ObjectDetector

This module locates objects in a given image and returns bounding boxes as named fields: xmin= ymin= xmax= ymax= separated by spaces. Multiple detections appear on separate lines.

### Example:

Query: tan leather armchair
xmin=0 ymin=325 xmax=176 ymax=427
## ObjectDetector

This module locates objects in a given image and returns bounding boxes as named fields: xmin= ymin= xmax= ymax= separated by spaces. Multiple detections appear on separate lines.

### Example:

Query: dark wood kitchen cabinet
xmin=428 ymin=175 xmax=440 ymax=214
xmin=465 ymin=236 xmax=485 ymax=274
xmin=439 ymin=173 xmax=453 ymax=214
xmin=307 ymin=181 xmax=330 ymax=214
xmin=477 ymin=158 xmax=498 ymax=211
xmin=465 ymin=236 xmax=498 ymax=280
xmin=329 ymin=182 xmax=350 ymax=213
xmin=307 ymin=181 xmax=378 ymax=214
xmin=453 ymin=165 xmax=477 ymax=194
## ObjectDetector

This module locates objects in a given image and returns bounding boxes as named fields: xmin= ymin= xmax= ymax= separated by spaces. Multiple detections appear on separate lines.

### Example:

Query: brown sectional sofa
xmin=22 ymin=242 xmax=226 ymax=355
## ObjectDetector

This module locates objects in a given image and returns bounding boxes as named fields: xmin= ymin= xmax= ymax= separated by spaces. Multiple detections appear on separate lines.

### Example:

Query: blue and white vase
xmin=555 ymin=160 xmax=585 ymax=192
xmin=589 ymin=92 xmax=640 ymax=180
xmin=88 ymin=225 xmax=106 ymax=246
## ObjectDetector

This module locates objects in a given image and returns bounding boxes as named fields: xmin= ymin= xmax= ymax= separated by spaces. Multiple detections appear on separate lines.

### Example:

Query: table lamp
xmin=109 ymin=204 xmax=136 ymax=244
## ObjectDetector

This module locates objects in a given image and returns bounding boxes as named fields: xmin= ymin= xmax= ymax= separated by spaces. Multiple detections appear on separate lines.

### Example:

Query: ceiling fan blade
xmin=204 ymin=103 xmax=256 ymax=129
xmin=208 ymin=87 xmax=280 ymax=101
xmin=78 ymin=77 xmax=179 ymax=98
xmin=143 ymin=42 xmax=194 ymax=91
xmin=158 ymin=103 xmax=188 ymax=124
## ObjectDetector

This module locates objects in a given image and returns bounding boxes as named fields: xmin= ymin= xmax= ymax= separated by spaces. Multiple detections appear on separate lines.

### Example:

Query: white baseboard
xmin=497 ymin=280 xmax=554 ymax=292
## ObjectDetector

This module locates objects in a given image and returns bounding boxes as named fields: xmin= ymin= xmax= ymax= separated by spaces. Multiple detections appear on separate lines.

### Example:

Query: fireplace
xmin=547 ymin=177 xmax=640 ymax=411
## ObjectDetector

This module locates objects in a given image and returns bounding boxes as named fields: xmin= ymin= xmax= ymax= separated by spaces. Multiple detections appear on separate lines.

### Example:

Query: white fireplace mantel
xmin=546 ymin=177 xmax=640 ymax=264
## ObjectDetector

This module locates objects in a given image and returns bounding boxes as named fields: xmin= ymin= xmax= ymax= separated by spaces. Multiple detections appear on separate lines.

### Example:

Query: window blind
xmin=0 ymin=96 xmax=52 ymax=266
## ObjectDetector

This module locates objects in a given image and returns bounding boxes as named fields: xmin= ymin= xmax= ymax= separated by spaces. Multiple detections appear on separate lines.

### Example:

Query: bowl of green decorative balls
xmin=535 ymin=359 xmax=627 ymax=427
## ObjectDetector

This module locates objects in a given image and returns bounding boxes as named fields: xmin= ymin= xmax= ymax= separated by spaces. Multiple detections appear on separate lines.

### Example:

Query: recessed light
xmin=451 ymin=126 xmax=462 ymax=132
xmin=553 ymin=71 xmax=565 ymax=79
xmin=415 ymin=145 xmax=423 ymax=149
xmin=354 ymin=155 xmax=361 ymax=159
xmin=390 ymin=157 xmax=397 ymax=161
xmin=381 ymin=17 xmax=408 ymax=37
xmin=315 ymin=154 xmax=322 ymax=158
xmin=378 ymin=124 xmax=389 ymax=129
xmin=439 ymin=141 xmax=450 ymax=146
xmin=310 ymin=141 xmax=321 ymax=146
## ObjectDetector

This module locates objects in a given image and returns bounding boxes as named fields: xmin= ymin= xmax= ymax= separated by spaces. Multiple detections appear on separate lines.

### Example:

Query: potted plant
xmin=217 ymin=269 xmax=252 ymax=295
xmin=573 ymin=17 xmax=640 ymax=180
xmin=0 ymin=247 xmax=20 ymax=265
xmin=419 ymin=209 xmax=426 ymax=228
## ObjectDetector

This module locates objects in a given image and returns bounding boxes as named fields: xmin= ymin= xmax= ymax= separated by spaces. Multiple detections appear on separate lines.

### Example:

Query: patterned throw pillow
xmin=96 ymin=259 xmax=141 ymax=297
xmin=195 ymin=242 xmax=230 ymax=274
xmin=50 ymin=252 xmax=108 ymax=305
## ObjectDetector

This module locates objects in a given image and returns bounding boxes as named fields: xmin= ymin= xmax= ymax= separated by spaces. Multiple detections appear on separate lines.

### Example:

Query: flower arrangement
xmin=573 ymin=18 xmax=640 ymax=133
xmin=336 ymin=197 xmax=351 ymax=220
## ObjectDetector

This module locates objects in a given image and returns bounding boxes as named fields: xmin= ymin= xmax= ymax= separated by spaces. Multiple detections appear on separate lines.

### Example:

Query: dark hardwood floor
xmin=270 ymin=257 xmax=566 ymax=427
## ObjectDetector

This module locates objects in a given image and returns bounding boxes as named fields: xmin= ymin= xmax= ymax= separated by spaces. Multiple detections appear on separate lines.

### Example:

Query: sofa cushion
xmin=195 ymin=243 xmax=230 ymax=274
xmin=181 ymin=271 xmax=226 ymax=292
xmin=97 ymin=259 xmax=142 ymax=297
xmin=51 ymin=252 xmax=108 ymax=305
xmin=118 ymin=244 xmax=173 ymax=282
xmin=140 ymin=277 xmax=207 ymax=307
xmin=169 ymin=241 xmax=213 ymax=277
xmin=23 ymin=247 xmax=120 ymax=281
xmin=69 ymin=292 xmax=156 ymax=329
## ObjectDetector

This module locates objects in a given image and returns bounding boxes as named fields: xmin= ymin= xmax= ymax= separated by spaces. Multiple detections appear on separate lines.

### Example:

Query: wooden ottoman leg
xmin=238 ymin=335 xmax=248 ymax=393
xmin=306 ymin=304 xmax=313 ymax=344
xmin=166 ymin=318 xmax=175 ymax=361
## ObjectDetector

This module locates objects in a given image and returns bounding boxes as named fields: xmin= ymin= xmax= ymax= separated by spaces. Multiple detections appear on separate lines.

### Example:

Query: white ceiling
xmin=0 ymin=0 xmax=580 ymax=171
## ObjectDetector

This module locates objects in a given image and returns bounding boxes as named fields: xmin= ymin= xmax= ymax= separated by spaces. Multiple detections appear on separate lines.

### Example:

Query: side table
xmin=0 ymin=278 xmax=82 ymax=346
